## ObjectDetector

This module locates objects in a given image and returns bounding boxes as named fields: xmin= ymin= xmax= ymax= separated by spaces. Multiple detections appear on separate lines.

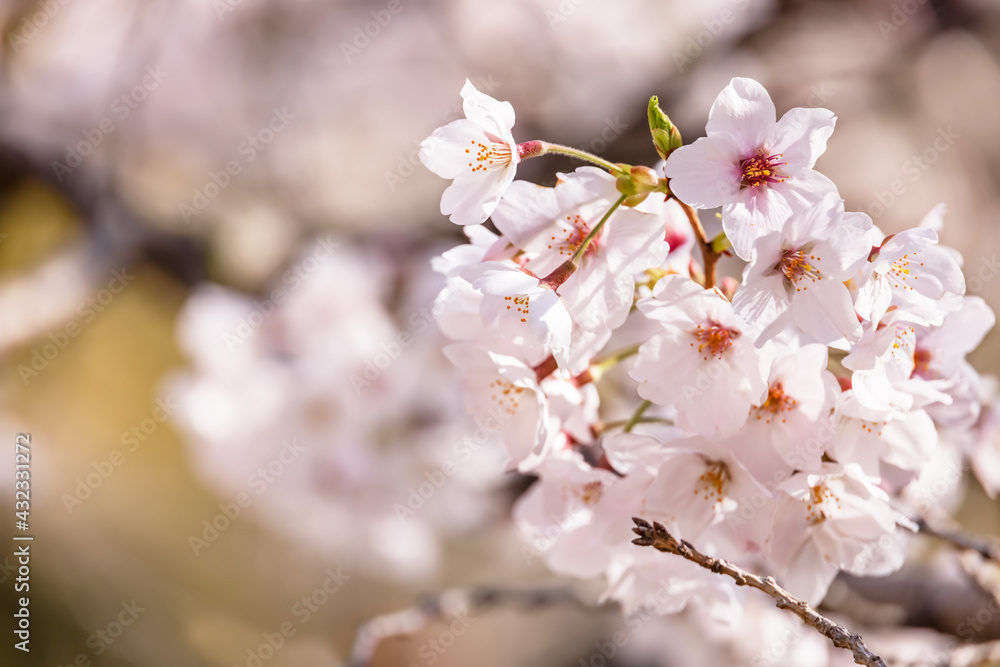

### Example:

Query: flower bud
xmin=710 ymin=232 xmax=732 ymax=255
xmin=648 ymin=96 xmax=683 ymax=160
xmin=616 ymin=165 xmax=661 ymax=206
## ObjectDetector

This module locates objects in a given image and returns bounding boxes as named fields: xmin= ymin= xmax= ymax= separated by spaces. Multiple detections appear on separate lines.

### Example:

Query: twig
xmin=677 ymin=200 xmax=720 ymax=290
xmin=631 ymin=517 xmax=887 ymax=667
xmin=917 ymin=517 xmax=1000 ymax=564
xmin=348 ymin=585 xmax=592 ymax=667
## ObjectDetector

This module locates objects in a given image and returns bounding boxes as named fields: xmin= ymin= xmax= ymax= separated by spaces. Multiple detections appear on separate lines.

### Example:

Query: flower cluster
xmin=421 ymin=78 xmax=995 ymax=617
xmin=168 ymin=240 xmax=509 ymax=580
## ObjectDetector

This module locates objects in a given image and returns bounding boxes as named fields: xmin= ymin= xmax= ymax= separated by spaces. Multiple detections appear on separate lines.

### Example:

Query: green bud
xmin=710 ymin=232 xmax=732 ymax=255
xmin=616 ymin=165 xmax=660 ymax=206
xmin=648 ymin=96 xmax=683 ymax=160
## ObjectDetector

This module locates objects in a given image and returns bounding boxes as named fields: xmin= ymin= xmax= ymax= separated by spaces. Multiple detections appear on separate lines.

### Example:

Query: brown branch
xmin=631 ymin=517 xmax=887 ymax=667
xmin=677 ymin=200 xmax=720 ymax=290
xmin=917 ymin=517 xmax=1000 ymax=564
xmin=348 ymin=585 xmax=593 ymax=667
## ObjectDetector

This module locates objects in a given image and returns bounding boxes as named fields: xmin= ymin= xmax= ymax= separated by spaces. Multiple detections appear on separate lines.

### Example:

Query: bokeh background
xmin=2 ymin=0 xmax=1000 ymax=665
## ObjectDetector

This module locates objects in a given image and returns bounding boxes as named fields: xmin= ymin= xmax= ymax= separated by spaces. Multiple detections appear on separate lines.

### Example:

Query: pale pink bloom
xmin=730 ymin=343 xmax=839 ymax=479
xmin=963 ymin=384 xmax=1000 ymax=499
xmin=515 ymin=448 xmax=742 ymax=620
xmin=830 ymin=392 xmax=937 ymax=484
xmin=630 ymin=275 xmax=772 ymax=438
xmin=443 ymin=342 xmax=553 ymax=472
xmin=664 ymin=77 xmax=838 ymax=259
xmin=491 ymin=167 xmax=670 ymax=371
xmin=514 ymin=452 xmax=647 ymax=580
xmin=420 ymin=79 xmax=520 ymax=225
xmin=733 ymin=195 xmax=871 ymax=348
xmin=463 ymin=261 xmax=574 ymax=370
xmin=911 ymin=296 xmax=995 ymax=428
xmin=854 ymin=226 xmax=966 ymax=327
xmin=766 ymin=463 xmax=910 ymax=605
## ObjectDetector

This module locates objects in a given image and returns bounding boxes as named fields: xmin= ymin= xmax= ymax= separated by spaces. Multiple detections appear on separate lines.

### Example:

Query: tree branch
xmin=631 ymin=517 xmax=887 ymax=667
xmin=348 ymin=585 xmax=592 ymax=667
xmin=917 ymin=517 xmax=1000 ymax=564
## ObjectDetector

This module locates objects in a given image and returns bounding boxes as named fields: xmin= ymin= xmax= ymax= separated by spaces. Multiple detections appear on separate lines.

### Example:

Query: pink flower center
xmin=754 ymin=383 xmax=797 ymax=424
xmin=912 ymin=347 xmax=933 ymax=379
xmin=547 ymin=213 xmax=593 ymax=257
xmin=777 ymin=248 xmax=822 ymax=291
xmin=696 ymin=461 xmax=729 ymax=506
xmin=805 ymin=483 xmax=841 ymax=525
xmin=739 ymin=149 xmax=786 ymax=188
xmin=503 ymin=294 xmax=530 ymax=323
xmin=466 ymin=137 xmax=512 ymax=173
xmin=489 ymin=377 xmax=526 ymax=417
xmin=888 ymin=253 xmax=924 ymax=291
xmin=579 ymin=480 xmax=603 ymax=506
xmin=691 ymin=322 xmax=738 ymax=360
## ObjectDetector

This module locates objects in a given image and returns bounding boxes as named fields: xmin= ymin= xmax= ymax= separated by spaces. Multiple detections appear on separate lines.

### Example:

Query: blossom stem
xmin=539 ymin=141 xmax=626 ymax=175
xmin=576 ymin=343 xmax=641 ymax=387
xmin=631 ymin=518 xmax=888 ymax=667
xmin=572 ymin=194 xmax=628 ymax=264
xmin=623 ymin=400 xmax=652 ymax=433
xmin=593 ymin=343 xmax=640 ymax=373
xmin=677 ymin=199 xmax=720 ymax=290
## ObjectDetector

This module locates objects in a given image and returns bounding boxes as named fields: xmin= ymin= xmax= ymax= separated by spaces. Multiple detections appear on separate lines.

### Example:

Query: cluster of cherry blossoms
xmin=420 ymin=77 xmax=997 ymax=619
xmin=167 ymin=239 xmax=509 ymax=580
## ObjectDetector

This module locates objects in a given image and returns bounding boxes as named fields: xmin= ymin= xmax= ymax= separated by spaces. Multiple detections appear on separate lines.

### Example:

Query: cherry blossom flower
xmin=463 ymin=260 xmax=574 ymax=370
xmin=732 ymin=195 xmax=871 ymax=348
xmin=663 ymin=77 xmax=838 ymax=259
xmin=854 ymin=225 xmax=966 ymax=327
xmin=728 ymin=343 xmax=839 ymax=479
xmin=443 ymin=342 xmax=554 ymax=472
xmin=491 ymin=167 xmax=670 ymax=372
xmin=765 ymin=463 xmax=910 ymax=605
xmin=631 ymin=275 xmax=772 ymax=437
xmin=420 ymin=79 xmax=521 ymax=225
xmin=830 ymin=391 xmax=938 ymax=484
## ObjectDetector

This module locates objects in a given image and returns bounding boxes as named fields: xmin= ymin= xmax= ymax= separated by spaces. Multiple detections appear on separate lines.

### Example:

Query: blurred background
xmin=2 ymin=0 xmax=1000 ymax=665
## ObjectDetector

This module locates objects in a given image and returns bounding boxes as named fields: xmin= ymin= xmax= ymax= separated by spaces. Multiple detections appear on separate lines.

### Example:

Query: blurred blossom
xmin=167 ymin=238 xmax=508 ymax=580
